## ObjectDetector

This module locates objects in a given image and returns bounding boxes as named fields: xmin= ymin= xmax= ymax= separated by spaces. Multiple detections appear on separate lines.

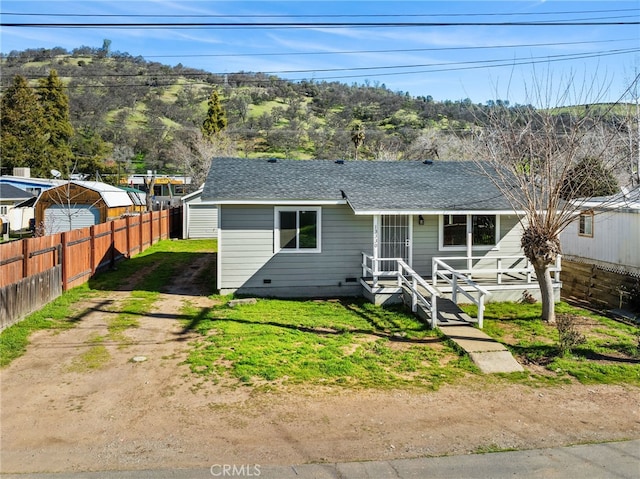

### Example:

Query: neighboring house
xmin=0 ymin=168 xmax=63 ymax=197
xmin=202 ymin=157 xmax=559 ymax=306
xmin=560 ymin=186 xmax=640 ymax=276
xmin=35 ymin=181 xmax=146 ymax=234
xmin=181 ymin=188 xmax=219 ymax=239
xmin=0 ymin=183 xmax=34 ymax=214
xmin=0 ymin=184 xmax=35 ymax=231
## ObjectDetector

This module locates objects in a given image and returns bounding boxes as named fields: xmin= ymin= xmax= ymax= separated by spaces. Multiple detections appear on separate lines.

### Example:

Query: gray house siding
xmin=218 ymin=205 xmax=526 ymax=297
xmin=412 ymin=215 xmax=440 ymax=276
xmin=182 ymin=190 xmax=218 ymax=239
xmin=219 ymin=204 xmax=372 ymax=297
xmin=412 ymin=214 xmax=524 ymax=277
xmin=187 ymin=203 xmax=218 ymax=238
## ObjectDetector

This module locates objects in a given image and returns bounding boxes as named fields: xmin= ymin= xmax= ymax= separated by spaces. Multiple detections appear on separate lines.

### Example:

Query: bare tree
xmin=41 ymin=180 xmax=103 ymax=234
xmin=473 ymin=72 xmax=638 ymax=323
xmin=172 ymin=129 xmax=237 ymax=189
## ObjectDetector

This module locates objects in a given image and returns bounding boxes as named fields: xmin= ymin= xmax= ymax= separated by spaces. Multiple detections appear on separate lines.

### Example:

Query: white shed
xmin=181 ymin=188 xmax=218 ymax=239
xmin=560 ymin=186 xmax=640 ymax=276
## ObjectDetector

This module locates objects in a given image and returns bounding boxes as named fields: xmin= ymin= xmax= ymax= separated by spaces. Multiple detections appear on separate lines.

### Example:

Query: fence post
xmin=125 ymin=216 xmax=132 ymax=258
xmin=151 ymin=211 xmax=155 ymax=244
xmin=162 ymin=209 xmax=167 ymax=239
xmin=110 ymin=220 xmax=116 ymax=268
xmin=90 ymin=225 xmax=96 ymax=274
xmin=61 ymin=231 xmax=69 ymax=291
xmin=22 ymin=238 xmax=29 ymax=280
xmin=139 ymin=212 xmax=144 ymax=254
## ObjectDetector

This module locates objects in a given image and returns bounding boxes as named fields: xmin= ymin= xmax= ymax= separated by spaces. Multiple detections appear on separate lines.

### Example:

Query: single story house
xmin=202 ymin=157 xmax=560 ymax=313
xmin=0 ymin=168 xmax=63 ymax=196
xmin=181 ymin=188 xmax=219 ymax=239
xmin=35 ymin=181 xmax=146 ymax=234
xmin=560 ymin=186 xmax=640 ymax=277
xmin=0 ymin=183 xmax=35 ymax=231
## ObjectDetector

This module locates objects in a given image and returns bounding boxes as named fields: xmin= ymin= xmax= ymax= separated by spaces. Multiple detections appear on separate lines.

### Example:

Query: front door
xmin=379 ymin=215 xmax=411 ymax=272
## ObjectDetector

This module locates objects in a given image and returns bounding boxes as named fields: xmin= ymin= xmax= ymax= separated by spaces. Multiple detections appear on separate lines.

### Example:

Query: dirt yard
xmin=1 ymin=253 xmax=639 ymax=474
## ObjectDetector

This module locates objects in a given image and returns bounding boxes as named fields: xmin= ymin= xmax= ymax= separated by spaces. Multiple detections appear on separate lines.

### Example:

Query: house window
xmin=0 ymin=206 xmax=7 ymax=214
xmin=443 ymin=214 xmax=467 ymax=246
xmin=472 ymin=215 xmax=497 ymax=246
xmin=579 ymin=211 xmax=594 ymax=237
xmin=275 ymin=207 xmax=321 ymax=253
xmin=440 ymin=214 xmax=499 ymax=250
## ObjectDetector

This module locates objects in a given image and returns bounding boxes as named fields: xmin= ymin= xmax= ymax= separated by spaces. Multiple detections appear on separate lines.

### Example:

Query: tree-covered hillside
xmin=1 ymin=45 xmax=637 ymax=189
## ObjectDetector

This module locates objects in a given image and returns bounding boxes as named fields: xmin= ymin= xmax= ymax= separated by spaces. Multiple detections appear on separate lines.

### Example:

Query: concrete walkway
xmin=436 ymin=298 xmax=524 ymax=373
xmin=4 ymin=440 xmax=638 ymax=478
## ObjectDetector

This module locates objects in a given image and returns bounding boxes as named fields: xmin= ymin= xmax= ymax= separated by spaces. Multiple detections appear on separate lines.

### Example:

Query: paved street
xmin=3 ymin=440 xmax=638 ymax=479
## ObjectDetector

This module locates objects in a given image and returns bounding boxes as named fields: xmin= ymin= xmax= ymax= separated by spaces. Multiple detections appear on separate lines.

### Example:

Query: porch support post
xmin=411 ymin=276 xmax=417 ymax=312
xmin=452 ymin=275 xmax=458 ymax=304
xmin=373 ymin=215 xmax=379 ymax=288
xmin=466 ymin=231 xmax=473 ymax=276
xmin=478 ymin=293 xmax=485 ymax=329
xmin=431 ymin=295 xmax=438 ymax=328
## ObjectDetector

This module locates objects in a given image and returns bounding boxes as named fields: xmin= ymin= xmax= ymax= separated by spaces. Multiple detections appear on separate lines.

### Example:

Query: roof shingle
xmin=202 ymin=157 xmax=515 ymax=213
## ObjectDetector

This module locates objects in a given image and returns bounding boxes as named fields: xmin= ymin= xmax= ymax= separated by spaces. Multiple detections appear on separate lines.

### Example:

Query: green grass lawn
xmin=2 ymin=238 xmax=638 ymax=391
xmin=182 ymin=297 xmax=474 ymax=389
xmin=461 ymin=302 xmax=640 ymax=385
xmin=0 ymin=239 xmax=217 ymax=367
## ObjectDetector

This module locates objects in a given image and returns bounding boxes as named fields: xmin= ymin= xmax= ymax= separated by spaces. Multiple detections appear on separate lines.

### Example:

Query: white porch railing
xmin=432 ymin=258 xmax=491 ymax=328
xmin=432 ymin=255 xmax=562 ymax=286
xmin=361 ymin=252 xmax=399 ymax=288
xmin=362 ymin=253 xmax=439 ymax=328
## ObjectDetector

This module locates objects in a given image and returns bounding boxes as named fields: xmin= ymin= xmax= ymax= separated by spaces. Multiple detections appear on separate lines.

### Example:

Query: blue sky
xmin=2 ymin=1 xmax=638 ymax=105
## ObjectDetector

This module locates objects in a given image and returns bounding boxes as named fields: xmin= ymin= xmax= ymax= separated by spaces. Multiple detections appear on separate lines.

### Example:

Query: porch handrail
xmin=433 ymin=255 xmax=562 ymax=286
xmin=362 ymin=253 xmax=439 ymax=328
xmin=396 ymin=259 xmax=439 ymax=328
xmin=432 ymin=257 xmax=490 ymax=328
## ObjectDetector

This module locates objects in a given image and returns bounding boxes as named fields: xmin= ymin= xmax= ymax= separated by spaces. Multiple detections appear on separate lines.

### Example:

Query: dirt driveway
xmin=1 ymin=253 xmax=639 ymax=474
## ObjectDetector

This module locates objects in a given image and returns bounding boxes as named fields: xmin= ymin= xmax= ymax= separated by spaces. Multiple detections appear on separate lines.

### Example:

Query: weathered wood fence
xmin=561 ymin=258 xmax=640 ymax=312
xmin=0 ymin=207 xmax=183 ymax=330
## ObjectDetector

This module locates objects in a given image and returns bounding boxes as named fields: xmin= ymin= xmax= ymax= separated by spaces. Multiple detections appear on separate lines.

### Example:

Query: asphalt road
xmin=2 ymin=440 xmax=638 ymax=479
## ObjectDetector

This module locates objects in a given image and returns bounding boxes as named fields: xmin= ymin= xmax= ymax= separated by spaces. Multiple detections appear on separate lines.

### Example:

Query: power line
xmin=141 ymin=38 xmax=637 ymax=59
xmin=4 ymin=38 xmax=634 ymax=60
xmin=2 ymin=8 xmax=638 ymax=18
xmin=3 ymin=19 xmax=639 ymax=28
xmin=6 ymin=47 xmax=637 ymax=80
xmin=3 ymin=47 xmax=636 ymax=90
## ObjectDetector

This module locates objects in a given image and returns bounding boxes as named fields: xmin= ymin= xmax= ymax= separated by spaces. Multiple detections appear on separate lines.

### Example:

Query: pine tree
xmin=202 ymin=88 xmax=227 ymax=139
xmin=38 ymin=69 xmax=74 ymax=175
xmin=0 ymin=75 xmax=47 ymax=176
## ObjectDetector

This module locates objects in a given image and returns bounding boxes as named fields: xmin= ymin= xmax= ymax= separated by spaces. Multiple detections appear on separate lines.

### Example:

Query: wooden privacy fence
xmin=0 ymin=207 xmax=182 ymax=329
xmin=561 ymin=258 xmax=640 ymax=312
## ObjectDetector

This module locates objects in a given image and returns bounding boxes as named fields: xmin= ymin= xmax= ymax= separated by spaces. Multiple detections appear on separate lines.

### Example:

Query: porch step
xmin=435 ymin=298 xmax=524 ymax=374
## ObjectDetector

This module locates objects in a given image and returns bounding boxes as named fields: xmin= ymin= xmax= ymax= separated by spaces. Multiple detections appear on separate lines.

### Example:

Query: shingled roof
xmin=202 ymin=157 xmax=517 ymax=213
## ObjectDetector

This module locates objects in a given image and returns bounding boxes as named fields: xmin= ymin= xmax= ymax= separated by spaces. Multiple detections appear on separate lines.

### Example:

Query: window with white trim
xmin=274 ymin=207 xmax=321 ymax=253
xmin=578 ymin=211 xmax=594 ymax=237
xmin=439 ymin=214 xmax=499 ymax=250
xmin=0 ymin=206 xmax=7 ymax=215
